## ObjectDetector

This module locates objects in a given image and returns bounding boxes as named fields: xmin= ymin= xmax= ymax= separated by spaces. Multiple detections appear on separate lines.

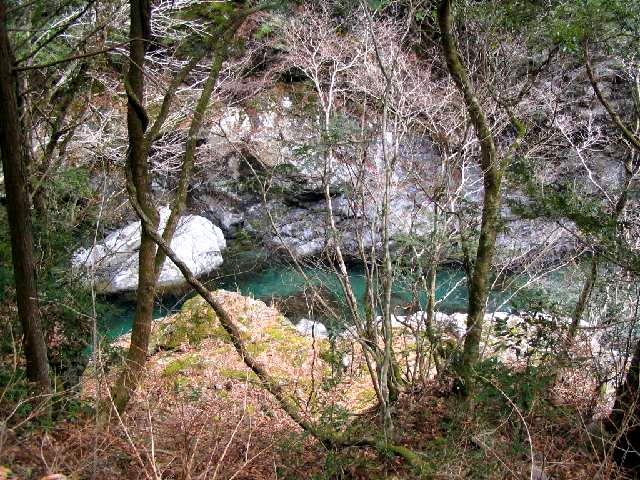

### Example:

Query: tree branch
xmin=12 ymin=44 xmax=123 ymax=72
xmin=584 ymin=40 xmax=640 ymax=152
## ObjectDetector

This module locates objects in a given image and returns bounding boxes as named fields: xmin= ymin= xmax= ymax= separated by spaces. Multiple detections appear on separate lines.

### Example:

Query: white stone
xmin=295 ymin=319 xmax=329 ymax=339
xmin=212 ymin=107 xmax=252 ymax=142
xmin=72 ymin=207 xmax=226 ymax=293
xmin=281 ymin=96 xmax=293 ymax=109
xmin=450 ymin=313 xmax=468 ymax=336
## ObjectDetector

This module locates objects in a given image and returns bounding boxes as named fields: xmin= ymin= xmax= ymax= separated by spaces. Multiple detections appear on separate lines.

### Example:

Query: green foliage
xmin=31 ymin=166 xmax=106 ymax=387
xmin=54 ymin=394 xmax=94 ymax=422
xmin=367 ymin=0 xmax=393 ymax=10
xmin=7 ymin=0 xmax=94 ymax=69
xmin=0 ymin=366 xmax=33 ymax=419
xmin=172 ymin=0 xmax=265 ymax=57
xmin=0 ymin=209 xmax=13 ymax=303
xmin=482 ymin=0 xmax=549 ymax=31
xmin=508 ymin=283 xmax=564 ymax=316
xmin=50 ymin=167 xmax=93 ymax=201
xmin=474 ymin=358 xmax=554 ymax=414
xmin=492 ymin=313 xmax=560 ymax=361
xmin=255 ymin=15 xmax=283 ymax=40
xmin=507 ymin=156 xmax=640 ymax=271
xmin=0 ymin=162 xmax=107 ymax=388
xmin=545 ymin=0 xmax=640 ymax=53
xmin=464 ymin=0 xmax=639 ymax=72
xmin=163 ymin=354 xmax=204 ymax=377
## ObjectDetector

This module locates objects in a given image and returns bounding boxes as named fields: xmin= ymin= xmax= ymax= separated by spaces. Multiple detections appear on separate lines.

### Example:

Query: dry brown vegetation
xmin=0 ymin=290 xmax=634 ymax=479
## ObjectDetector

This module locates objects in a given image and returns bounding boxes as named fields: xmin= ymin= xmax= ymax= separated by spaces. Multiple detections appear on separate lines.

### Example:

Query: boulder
xmin=72 ymin=207 xmax=226 ymax=293
xmin=295 ymin=318 xmax=329 ymax=339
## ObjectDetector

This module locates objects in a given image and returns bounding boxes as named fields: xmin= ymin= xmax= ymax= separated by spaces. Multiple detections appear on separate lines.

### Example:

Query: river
xmin=99 ymin=261 xmax=524 ymax=341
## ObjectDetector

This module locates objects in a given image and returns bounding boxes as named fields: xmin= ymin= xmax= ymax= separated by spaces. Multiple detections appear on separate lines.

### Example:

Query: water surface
xmin=101 ymin=262 xmax=518 ymax=340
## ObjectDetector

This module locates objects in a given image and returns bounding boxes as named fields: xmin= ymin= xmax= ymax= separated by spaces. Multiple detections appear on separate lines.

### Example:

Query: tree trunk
xmin=584 ymin=47 xmax=640 ymax=471
xmin=438 ymin=0 xmax=501 ymax=395
xmin=111 ymin=0 xmax=158 ymax=414
xmin=0 ymin=0 xmax=50 ymax=392
xmin=566 ymin=256 xmax=597 ymax=347
xmin=609 ymin=337 xmax=640 ymax=472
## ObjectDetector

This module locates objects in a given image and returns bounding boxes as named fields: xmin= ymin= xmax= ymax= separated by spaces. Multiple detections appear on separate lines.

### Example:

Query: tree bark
xmin=111 ymin=0 xmax=158 ymax=414
xmin=438 ymin=0 xmax=502 ymax=395
xmin=0 ymin=0 xmax=50 ymax=392
xmin=609 ymin=338 xmax=640 ymax=472
xmin=110 ymin=2 xmax=254 ymax=414
xmin=566 ymin=256 xmax=598 ymax=346
xmin=584 ymin=41 xmax=640 ymax=473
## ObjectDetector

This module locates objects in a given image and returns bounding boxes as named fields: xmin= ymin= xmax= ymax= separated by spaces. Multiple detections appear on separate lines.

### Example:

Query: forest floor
xmin=0 ymin=291 xmax=631 ymax=479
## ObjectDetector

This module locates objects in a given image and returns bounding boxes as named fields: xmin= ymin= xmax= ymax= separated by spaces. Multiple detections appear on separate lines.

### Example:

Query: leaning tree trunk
xmin=438 ymin=0 xmax=501 ymax=395
xmin=109 ymin=2 xmax=256 ymax=414
xmin=0 ymin=0 xmax=50 ymax=392
xmin=111 ymin=0 xmax=158 ymax=414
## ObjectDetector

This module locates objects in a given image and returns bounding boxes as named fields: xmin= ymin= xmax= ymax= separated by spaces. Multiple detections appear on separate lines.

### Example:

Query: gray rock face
xmin=72 ymin=207 xmax=226 ymax=293
xmin=189 ymin=88 xmax=581 ymax=263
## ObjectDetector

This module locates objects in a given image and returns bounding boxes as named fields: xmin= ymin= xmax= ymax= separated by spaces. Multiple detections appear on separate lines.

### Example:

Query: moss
xmin=216 ymin=389 xmax=230 ymax=399
xmin=180 ymin=295 xmax=218 ymax=320
xmin=376 ymin=443 xmax=435 ymax=476
xmin=211 ymin=325 xmax=232 ymax=342
xmin=246 ymin=342 xmax=269 ymax=356
xmin=267 ymin=322 xmax=315 ymax=362
xmin=263 ymin=324 xmax=286 ymax=341
xmin=163 ymin=354 xmax=204 ymax=377
xmin=219 ymin=367 xmax=259 ymax=382
xmin=318 ymin=343 xmax=342 ymax=365
xmin=214 ymin=344 xmax=233 ymax=354
xmin=264 ymin=322 xmax=307 ymax=346
xmin=156 ymin=296 xmax=219 ymax=349
xmin=355 ymin=388 xmax=377 ymax=408
xmin=172 ymin=376 xmax=190 ymax=391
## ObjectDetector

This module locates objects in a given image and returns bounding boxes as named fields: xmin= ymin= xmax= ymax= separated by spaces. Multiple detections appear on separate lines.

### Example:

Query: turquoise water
xmin=219 ymin=264 xmax=469 ymax=311
xmin=99 ymin=299 xmax=181 ymax=343
xmin=101 ymin=263 xmax=518 ymax=340
xmin=219 ymin=263 xmax=513 ymax=315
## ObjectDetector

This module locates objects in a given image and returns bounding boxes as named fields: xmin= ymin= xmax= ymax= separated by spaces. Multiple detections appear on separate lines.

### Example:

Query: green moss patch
xmin=219 ymin=367 xmax=259 ymax=382
xmin=155 ymin=296 xmax=219 ymax=350
xmin=162 ymin=354 xmax=205 ymax=377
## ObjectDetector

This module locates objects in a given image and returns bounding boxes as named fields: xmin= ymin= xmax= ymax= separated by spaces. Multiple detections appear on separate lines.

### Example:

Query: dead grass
xmin=0 ymin=291 xmax=634 ymax=479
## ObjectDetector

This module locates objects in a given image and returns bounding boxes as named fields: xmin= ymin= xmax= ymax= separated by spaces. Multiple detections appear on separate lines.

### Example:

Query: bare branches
xmin=584 ymin=40 xmax=640 ymax=152
xmin=12 ymin=43 xmax=123 ymax=72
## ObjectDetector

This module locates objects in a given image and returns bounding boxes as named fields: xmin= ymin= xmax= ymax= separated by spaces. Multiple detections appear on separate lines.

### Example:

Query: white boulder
xmin=295 ymin=319 xmax=329 ymax=339
xmin=72 ymin=207 xmax=226 ymax=293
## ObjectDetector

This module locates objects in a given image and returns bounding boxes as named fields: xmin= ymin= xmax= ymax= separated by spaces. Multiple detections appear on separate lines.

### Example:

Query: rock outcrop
xmin=188 ymin=86 xmax=579 ymax=264
xmin=72 ymin=207 xmax=226 ymax=293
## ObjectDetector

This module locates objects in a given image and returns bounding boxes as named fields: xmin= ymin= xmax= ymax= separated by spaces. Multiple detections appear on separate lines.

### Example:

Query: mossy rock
xmin=263 ymin=320 xmax=322 ymax=355
xmin=156 ymin=296 xmax=219 ymax=350
xmin=259 ymin=319 xmax=331 ymax=369
xmin=246 ymin=342 xmax=269 ymax=356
